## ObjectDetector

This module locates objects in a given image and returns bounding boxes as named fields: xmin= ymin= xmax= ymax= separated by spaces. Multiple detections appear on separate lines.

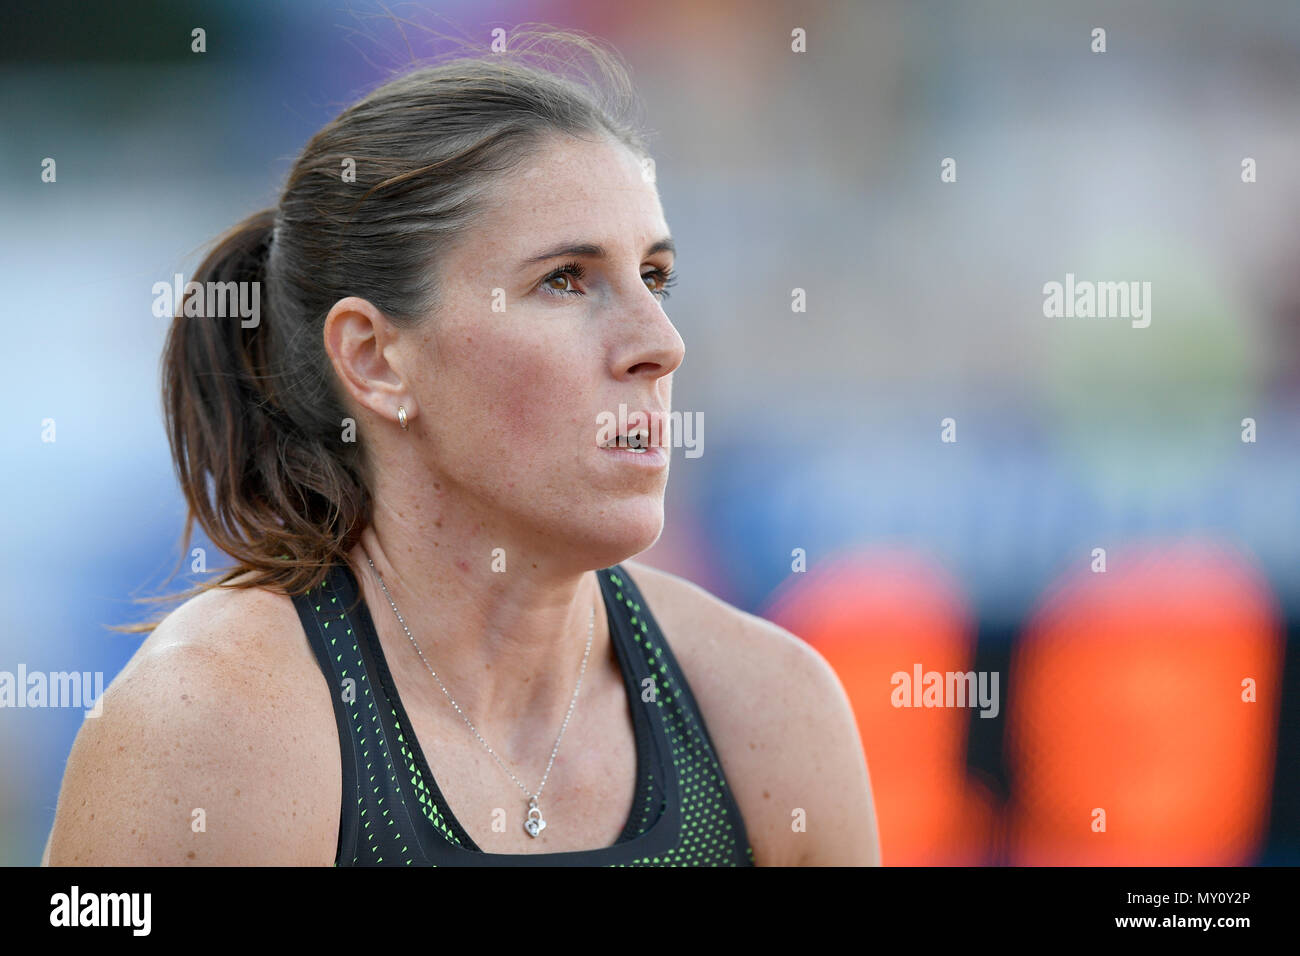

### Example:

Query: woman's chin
xmin=571 ymin=505 xmax=665 ymax=569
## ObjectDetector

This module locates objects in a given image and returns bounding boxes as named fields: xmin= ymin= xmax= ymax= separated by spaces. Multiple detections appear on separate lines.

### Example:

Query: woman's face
xmin=404 ymin=133 xmax=686 ymax=568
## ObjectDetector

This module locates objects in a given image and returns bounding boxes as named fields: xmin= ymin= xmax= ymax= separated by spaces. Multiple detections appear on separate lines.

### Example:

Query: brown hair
xmin=121 ymin=28 xmax=651 ymax=631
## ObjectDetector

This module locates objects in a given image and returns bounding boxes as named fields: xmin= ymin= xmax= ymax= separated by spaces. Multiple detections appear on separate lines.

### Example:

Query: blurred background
xmin=2 ymin=0 xmax=1298 ymax=865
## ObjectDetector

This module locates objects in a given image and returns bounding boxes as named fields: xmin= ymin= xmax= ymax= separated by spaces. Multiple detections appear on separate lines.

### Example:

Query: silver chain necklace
xmin=365 ymin=556 xmax=594 ymax=839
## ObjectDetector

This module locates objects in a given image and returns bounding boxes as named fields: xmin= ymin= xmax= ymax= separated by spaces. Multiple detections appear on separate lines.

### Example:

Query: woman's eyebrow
xmin=517 ymin=237 xmax=676 ymax=269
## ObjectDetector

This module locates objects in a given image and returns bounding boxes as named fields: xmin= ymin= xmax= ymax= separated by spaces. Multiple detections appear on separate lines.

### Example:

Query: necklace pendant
xmin=525 ymin=799 xmax=546 ymax=838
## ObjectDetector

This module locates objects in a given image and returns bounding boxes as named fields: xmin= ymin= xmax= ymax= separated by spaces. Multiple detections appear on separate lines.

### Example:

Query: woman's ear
xmin=323 ymin=296 xmax=417 ymax=427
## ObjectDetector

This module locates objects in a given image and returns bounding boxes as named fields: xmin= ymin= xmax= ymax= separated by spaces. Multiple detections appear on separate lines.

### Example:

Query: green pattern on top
xmin=310 ymin=582 xmax=463 ymax=867
xmin=309 ymin=567 xmax=753 ymax=867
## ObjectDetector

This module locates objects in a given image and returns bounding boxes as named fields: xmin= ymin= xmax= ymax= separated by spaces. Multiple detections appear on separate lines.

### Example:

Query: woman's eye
xmin=540 ymin=263 xmax=584 ymax=296
xmin=644 ymin=268 xmax=677 ymax=301
xmin=539 ymin=262 xmax=676 ymax=300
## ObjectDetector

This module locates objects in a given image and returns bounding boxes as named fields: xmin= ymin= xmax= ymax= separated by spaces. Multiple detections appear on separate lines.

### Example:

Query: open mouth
xmin=602 ymin=427 xmax=652 ymax=453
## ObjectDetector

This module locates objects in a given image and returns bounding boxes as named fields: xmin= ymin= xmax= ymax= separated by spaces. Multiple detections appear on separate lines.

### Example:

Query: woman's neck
xmin=346 ymin=489 xmax=614 ymax=760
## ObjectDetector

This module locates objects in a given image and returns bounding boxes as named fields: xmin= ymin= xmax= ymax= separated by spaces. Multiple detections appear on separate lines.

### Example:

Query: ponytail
xmin=116 ymin=209 xmax=368 ymax=632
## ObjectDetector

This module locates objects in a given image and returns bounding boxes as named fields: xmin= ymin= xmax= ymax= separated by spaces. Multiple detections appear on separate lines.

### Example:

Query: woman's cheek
xmin=496 ymin=346 xmax=578 ymax=438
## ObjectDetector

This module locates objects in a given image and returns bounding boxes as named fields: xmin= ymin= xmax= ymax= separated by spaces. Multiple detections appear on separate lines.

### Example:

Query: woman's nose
xmin=614 ymin=292 xmax=685 ymax=380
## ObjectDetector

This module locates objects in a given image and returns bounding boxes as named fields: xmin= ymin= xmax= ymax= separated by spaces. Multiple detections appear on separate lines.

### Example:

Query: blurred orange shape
xmin=1005 ymin=540 xmax=1284 ymax=865
xmin=765 ymin=549 xmax=996 ymax=865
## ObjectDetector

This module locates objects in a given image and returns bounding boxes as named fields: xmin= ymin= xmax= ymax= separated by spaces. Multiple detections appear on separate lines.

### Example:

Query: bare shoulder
xmin=621 ymin=561 xmax=830 ymax=714
xmin=622 ymin=560 xmax=880 ymax=866
xmin=43 ymin=578 xmax=339 ymax=866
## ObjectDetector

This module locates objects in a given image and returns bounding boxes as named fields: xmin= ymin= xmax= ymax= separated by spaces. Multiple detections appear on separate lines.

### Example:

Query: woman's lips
xmin=595 ymin=408 xmax=670 ymax=468
xmin=597 ymin=443 xmax=668 ymax=467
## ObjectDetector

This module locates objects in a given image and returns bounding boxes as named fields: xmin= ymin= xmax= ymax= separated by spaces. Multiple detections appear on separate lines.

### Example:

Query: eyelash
xmin=539 ymin=261 xmax=678 ymax=301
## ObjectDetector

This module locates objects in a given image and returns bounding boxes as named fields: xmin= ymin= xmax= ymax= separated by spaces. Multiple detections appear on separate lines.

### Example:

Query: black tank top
xmin=292 ymin=562 xmax=756 ymax=866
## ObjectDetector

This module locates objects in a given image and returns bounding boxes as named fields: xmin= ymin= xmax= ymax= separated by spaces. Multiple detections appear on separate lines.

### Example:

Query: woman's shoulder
xmin=129 ymin=572 xmax=308 ymax=669
xmin=619 ymin=559 xmax=827 ymax=687
xmin=44 ymin=577 xmax=339 ymax=866
xmin=619 ymin=560 xmax=877 ymax=865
